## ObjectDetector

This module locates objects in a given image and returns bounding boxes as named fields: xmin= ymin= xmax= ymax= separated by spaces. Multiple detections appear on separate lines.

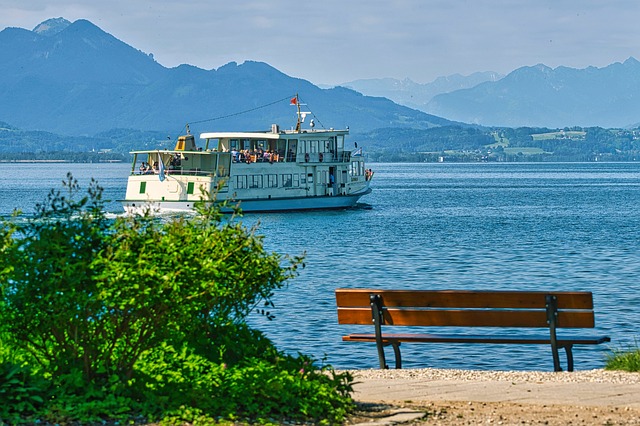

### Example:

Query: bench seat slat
xmin=337 ymin=307 xmax=596 ymax=328
xmin=343 ymin=333 xmax=611 ymax=346
xmin=335 ymin=289 xmax=594 ymax=310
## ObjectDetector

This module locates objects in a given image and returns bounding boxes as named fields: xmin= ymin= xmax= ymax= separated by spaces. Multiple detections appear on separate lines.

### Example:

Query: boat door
xmin=329 ymin=166 xmax=337 ymax=196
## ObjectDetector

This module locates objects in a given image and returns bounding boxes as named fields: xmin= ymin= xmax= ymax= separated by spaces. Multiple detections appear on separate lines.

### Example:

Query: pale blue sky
xmin=2 ymin=0 xmax=639 ymax=85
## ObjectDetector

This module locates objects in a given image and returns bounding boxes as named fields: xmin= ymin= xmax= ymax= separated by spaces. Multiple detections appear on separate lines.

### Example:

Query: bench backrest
xmin=335 ymin=289 xmax=596 ymax=329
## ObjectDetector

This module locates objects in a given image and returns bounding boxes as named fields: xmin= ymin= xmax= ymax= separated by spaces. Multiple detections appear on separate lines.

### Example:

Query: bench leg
xmin=390 ymin=341 xmax=402 ymax=369
xmin=376 ymin=341 xmax=402 ymax=369
xmin=551 ymin=344 xmax=574 ymax=372
xmin=563 ymin=344 xmax=574 ymax=372
xmin=546 ymin=295 xmax=562 ymax=372
xmin=371 ymin=294 xmax=389 ymax=369
xmin=551 ymin=345 xmax=562 ymax=372
xmin=376 ymin=340 xmax=387 ymax=369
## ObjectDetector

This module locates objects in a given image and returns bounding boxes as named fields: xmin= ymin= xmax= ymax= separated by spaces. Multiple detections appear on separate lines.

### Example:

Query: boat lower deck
xmin=122 ymin=187 xmax=371 ymax=214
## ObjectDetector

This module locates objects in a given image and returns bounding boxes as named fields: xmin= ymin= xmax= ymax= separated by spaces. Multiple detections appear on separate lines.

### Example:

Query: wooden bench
xmin=335 ymin=289 xmax=611 ymax=372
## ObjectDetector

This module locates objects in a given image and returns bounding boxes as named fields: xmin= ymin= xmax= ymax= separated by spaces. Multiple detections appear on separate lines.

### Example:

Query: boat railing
xmin=298 ymin=151 xmax=351 ymax=163
xmin=232 ymin=151 xmax=285 ymax=163
xmin=134 ymin=168 xmax=216 ymax=177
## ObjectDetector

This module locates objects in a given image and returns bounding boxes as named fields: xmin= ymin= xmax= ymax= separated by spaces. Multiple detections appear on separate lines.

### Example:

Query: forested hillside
xmin=355 ymin=126 xmax=640 ymax=162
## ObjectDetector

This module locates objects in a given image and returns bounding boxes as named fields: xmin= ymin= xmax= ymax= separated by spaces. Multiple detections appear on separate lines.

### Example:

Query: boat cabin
xmin=200 ymin=125 xmax=348 ymax=164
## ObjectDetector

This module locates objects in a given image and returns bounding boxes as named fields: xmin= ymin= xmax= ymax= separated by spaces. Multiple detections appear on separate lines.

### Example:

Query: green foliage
xmin=1 ymin=174 xmax=110 ymax=381
xmin=0 ymin=174 xmax=354 ymax=424
xmin=135 ymin=342 xmax=354 ymax=424
xmin=605 ymin=342 xmax=640 ymax=372
xmin=217 ymin=355 xmax=354 ymax=424
xmin=0 ymin=361 xmax=48 ymax=424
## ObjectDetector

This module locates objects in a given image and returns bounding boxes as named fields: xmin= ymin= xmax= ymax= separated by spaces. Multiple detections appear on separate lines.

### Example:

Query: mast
xmin=292 ymin=93 xmax=301 ymax=132
xmin=291 ymin=94 xmax=312 ymax=133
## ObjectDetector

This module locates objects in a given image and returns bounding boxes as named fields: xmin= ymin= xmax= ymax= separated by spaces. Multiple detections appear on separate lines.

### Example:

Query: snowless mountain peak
xmin=33 ymin=18 xmax=71 ymax=36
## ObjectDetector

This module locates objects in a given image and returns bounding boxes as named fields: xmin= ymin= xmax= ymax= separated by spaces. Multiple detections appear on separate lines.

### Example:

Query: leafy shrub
xmin=135 ymin=341 xmax=354 ymax=424
xmin=0 ymin=175 xmax=111 ymax=382
xmin=217 ymin=355 xmax=354 ymax=424
xmin=0 ymin=361 xmax=48 ymax=424
xmin=0 ymin=174 xmax=354 ymax=424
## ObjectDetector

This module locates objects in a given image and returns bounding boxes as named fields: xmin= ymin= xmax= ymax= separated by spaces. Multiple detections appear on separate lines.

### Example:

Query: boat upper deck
xmin=199 ymin=127 xmax=349 ymax=141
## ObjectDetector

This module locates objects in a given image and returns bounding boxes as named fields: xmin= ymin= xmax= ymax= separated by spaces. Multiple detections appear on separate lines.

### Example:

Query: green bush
xmin=134 ymin=342 xmax=353 ymax=424
xmin=0 ymin=361 xmax=48 ymax=424
xmin=0 ymin=174 xmax=354 ymax=424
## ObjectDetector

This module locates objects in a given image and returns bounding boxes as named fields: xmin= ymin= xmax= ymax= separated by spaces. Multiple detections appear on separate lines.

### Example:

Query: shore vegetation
xmin=0 ymin=174 xmax=354 ymax=424
xmin=605 ymin=343 xmax=640 ymax=372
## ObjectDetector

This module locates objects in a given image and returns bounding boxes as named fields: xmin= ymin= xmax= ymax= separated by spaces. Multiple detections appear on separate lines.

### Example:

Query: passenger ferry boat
xmin=121 ymin=96 xmax=372 ymax=213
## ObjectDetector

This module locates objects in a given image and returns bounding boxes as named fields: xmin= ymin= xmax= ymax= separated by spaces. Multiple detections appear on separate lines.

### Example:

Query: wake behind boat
xmin=121 ymin=95 xmax=373 ymax=214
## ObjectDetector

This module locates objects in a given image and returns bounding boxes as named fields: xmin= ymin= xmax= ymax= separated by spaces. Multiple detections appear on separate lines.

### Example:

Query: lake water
xmin=1 ymin=161 xmax=639 ymax=371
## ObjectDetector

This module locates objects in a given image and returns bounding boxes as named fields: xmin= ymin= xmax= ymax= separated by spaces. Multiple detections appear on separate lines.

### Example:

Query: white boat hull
xmin=122 ymin=188 xmax=371 ymax=214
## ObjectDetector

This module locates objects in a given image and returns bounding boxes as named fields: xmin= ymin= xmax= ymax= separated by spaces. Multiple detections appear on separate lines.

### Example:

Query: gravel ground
xmin=347 ymin=400 xmax=640 ymax=425
xmin=343 ymin=369 xmax=640 ymax=425
xmin=346 ymin=367 xmax=640 ymax=383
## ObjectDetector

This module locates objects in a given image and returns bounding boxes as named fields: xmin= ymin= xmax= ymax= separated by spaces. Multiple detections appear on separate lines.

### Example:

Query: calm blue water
xmin=1 ymin=162 xmax=639 ymax=371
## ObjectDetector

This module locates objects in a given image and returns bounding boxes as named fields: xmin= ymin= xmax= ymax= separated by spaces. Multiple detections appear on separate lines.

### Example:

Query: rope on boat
xmin=188 ymin=95 xmax=295 ymax=126
xmin=169 ymin=94 xmax=327 ymax=146
xmin=167 ymin=95 xmax=295 ymax=147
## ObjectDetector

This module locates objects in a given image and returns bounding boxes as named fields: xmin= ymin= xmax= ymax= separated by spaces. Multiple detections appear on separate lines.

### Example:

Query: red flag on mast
xmin=290 ymin=96 xmax=298 ymax=105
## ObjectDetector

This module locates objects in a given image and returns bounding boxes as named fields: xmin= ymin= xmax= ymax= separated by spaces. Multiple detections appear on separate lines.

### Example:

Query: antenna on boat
xmin=291 ymin=94 xmax=301 ymax=132
xmin=186 ymin=123 xmax=191 ymax=134
xmin=291 ymin=94 xmax=311 ymax=132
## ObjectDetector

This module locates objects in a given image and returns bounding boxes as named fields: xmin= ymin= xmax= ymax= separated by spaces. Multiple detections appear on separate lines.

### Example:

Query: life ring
xmin=319 ymin=152 xmax=323 ymax=162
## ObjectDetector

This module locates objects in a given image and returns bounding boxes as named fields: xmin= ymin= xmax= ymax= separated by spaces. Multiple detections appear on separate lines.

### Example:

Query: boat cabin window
xmin=319 ymin=169 xmax=328 ymax=185
xmin=250 ymin=175 xmax=263 ymax=188
xmin=276 ymin=140 xmax=287 ymax=159
xmin=217 ymin=153 xmax=231 ymax=177
xmin=299 ymin=138 xmax=337 ymax=156
xmin=266 ymin=174 xmax=278 ymax=188
xmin=199 ymin=154 xmax=215 ymax=172
xmin=300 ymin=139 xmax=319 ymax=154
xmin=236 ymin=175 xmax=248 ymax=189
xmin=287 ymin=140 xmax=297 ymax=161
xmin=204 ymin=138 xmax=218 ymax=151
xmin=350 ymin=160 xmax=365 ymax=176
xmin=337 ymin=135 xmax=344 ymax=150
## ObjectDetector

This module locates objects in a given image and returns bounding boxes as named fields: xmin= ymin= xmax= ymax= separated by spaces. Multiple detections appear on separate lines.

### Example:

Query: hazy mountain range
xmin=426 ymin=59 xmax=640 ymax=128
xmin=0 ymin=18 xmax=451 ymax=138
xmin=0 ymin=17 xmax=638 ymax=157
xmin=340 ymin=72 xmax=503 ymax=112
xmin=344 ymin=59 xmax=640 ymax=129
